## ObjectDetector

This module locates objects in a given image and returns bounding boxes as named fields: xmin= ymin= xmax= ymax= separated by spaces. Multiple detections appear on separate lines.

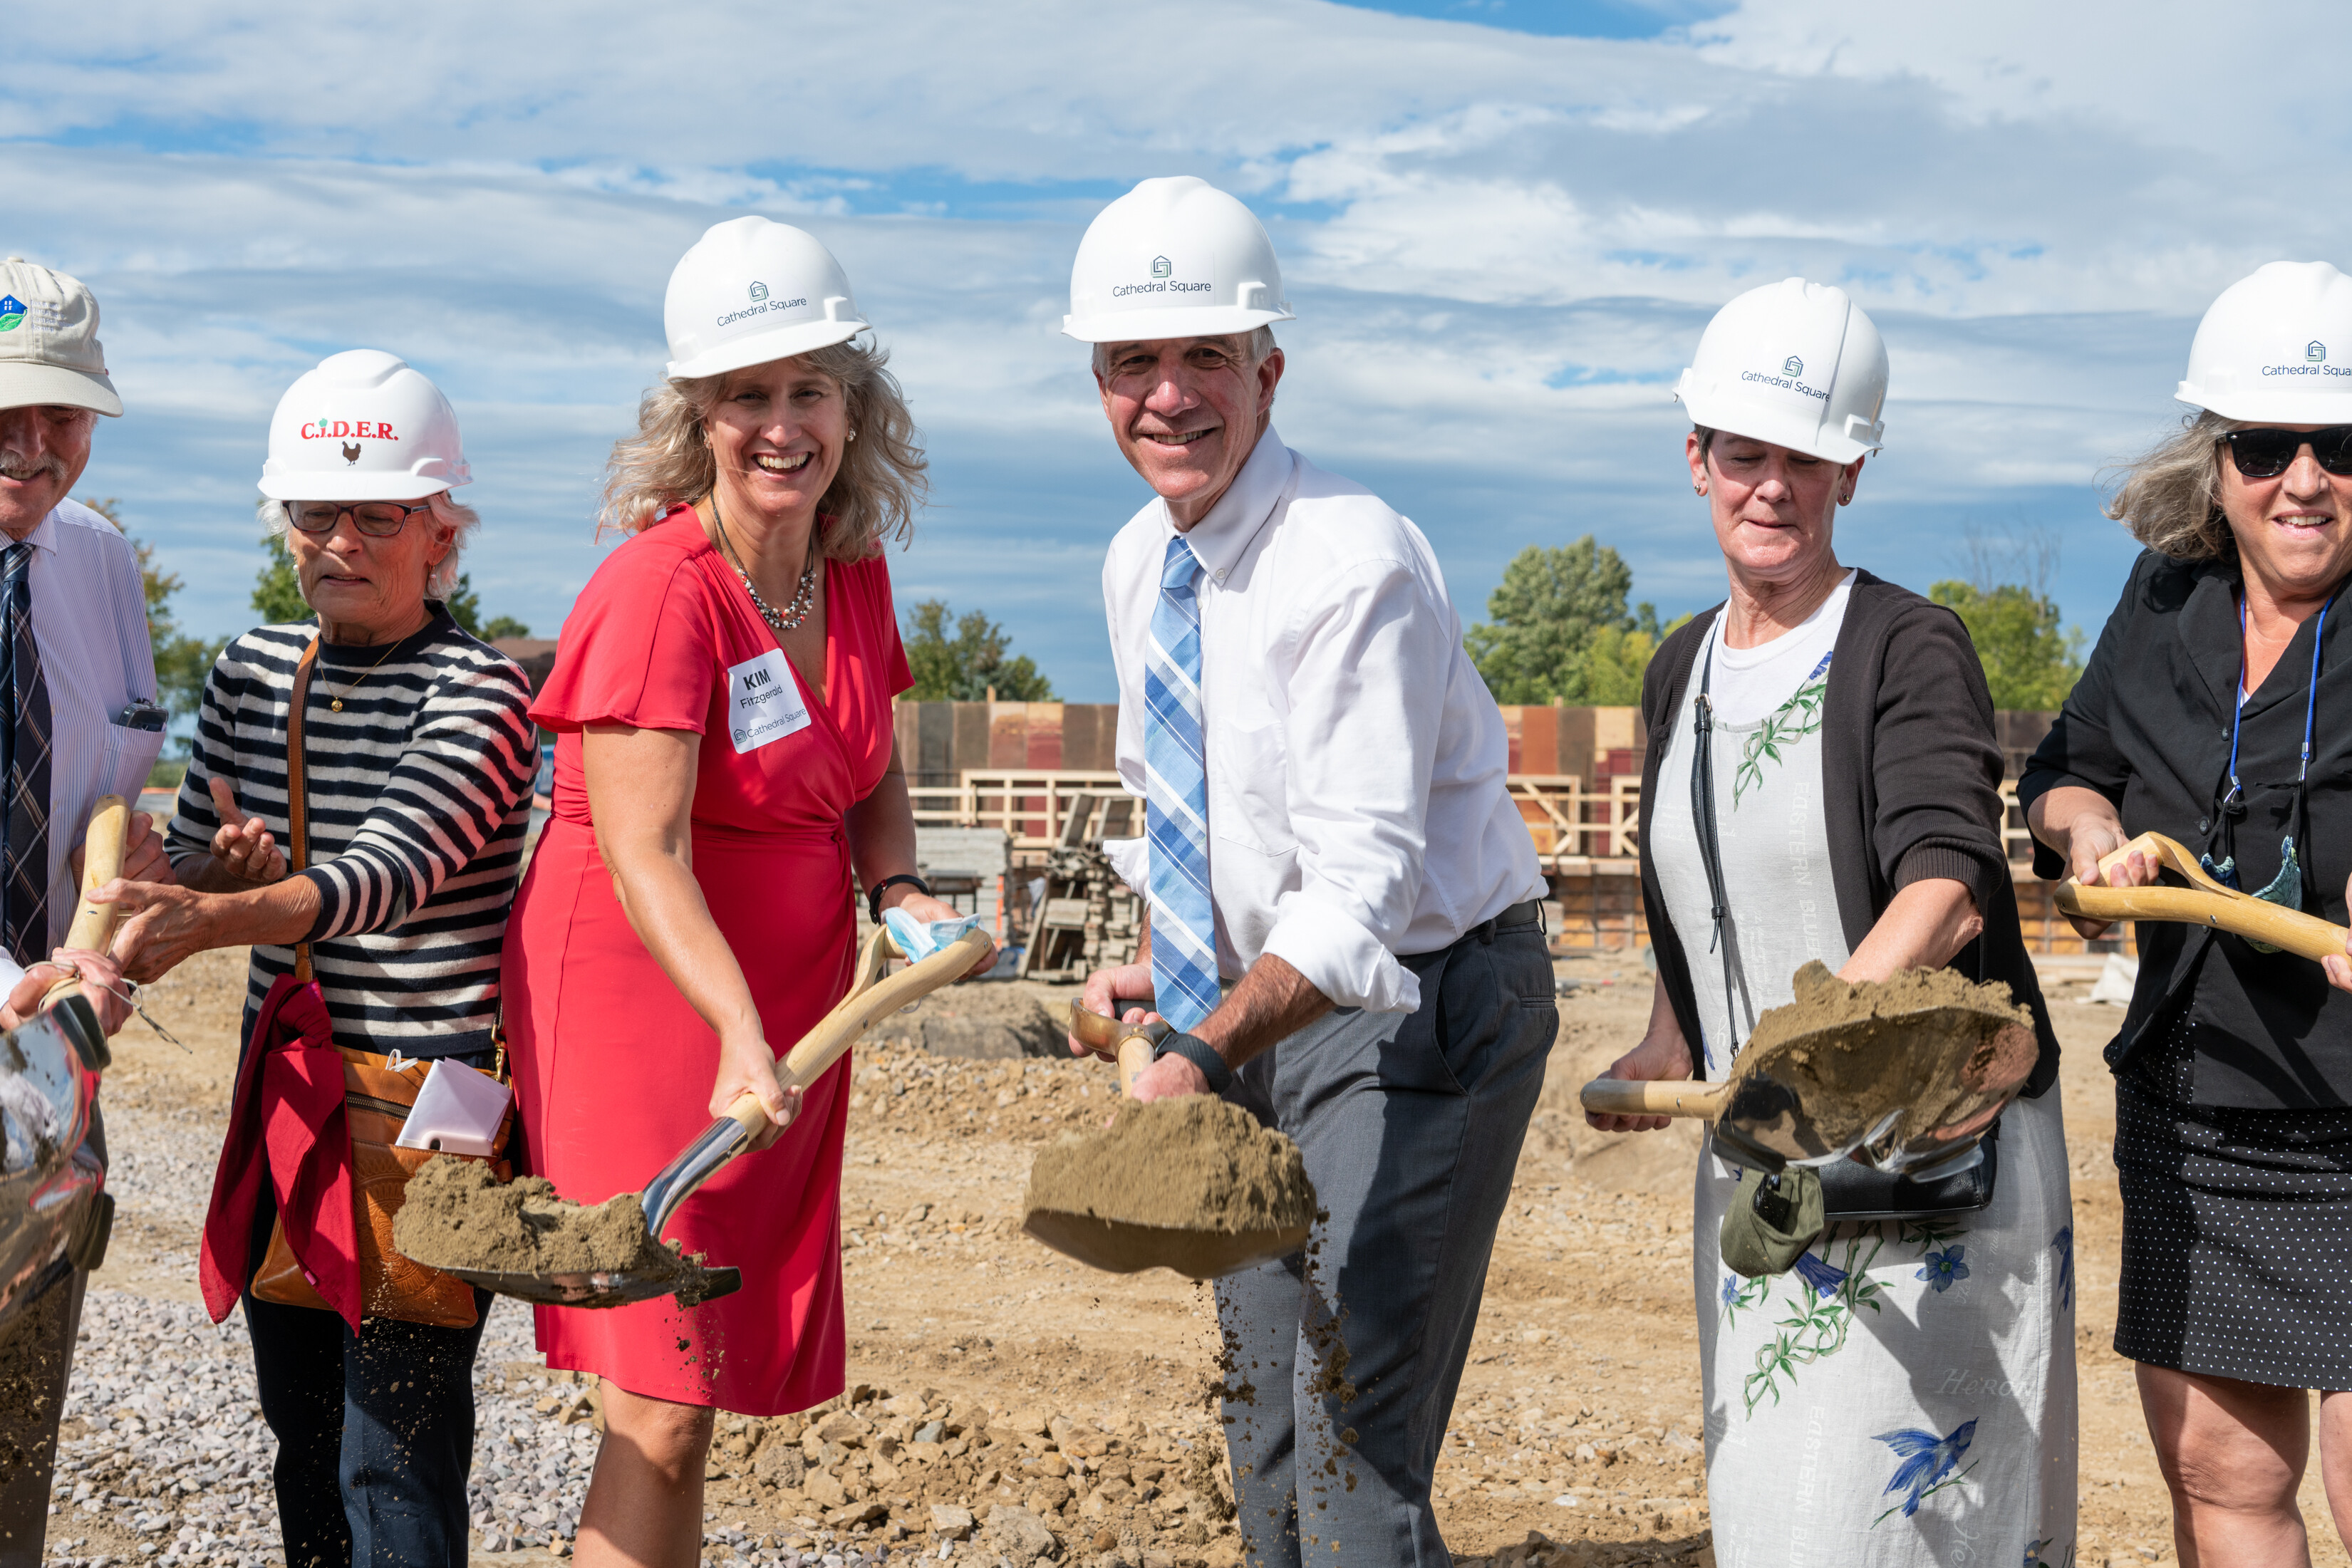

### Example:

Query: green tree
xmin=1928 ymin=581 xmax=2084 ymax=710
xmin=1465 ymin=537 xmax=1636 ymax=703
xmin=903 ymin=600 xmax=1056 ymax=701
xmin=1578 ymin=608 xmax=1693 ymax=705
xmin=478 ymin=615 xmax=532 ymax=641
xmin=252 ymin=534 xmax=310 ymax=623
xmin=78 ymin=497 xmax=227 ymax=725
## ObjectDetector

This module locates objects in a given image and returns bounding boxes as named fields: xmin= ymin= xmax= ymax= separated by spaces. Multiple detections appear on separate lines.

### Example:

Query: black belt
xmin=1408 ymin=898 xmax=1545 ymax=961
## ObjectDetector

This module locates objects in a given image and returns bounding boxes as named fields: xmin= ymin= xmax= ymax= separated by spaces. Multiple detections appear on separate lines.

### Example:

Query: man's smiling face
xmin=1094 ymin=334 xmax=1283 ymax=527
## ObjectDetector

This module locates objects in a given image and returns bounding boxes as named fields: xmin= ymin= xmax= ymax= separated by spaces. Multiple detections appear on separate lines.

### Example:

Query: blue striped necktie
xmin=0 ymin=542 xmax=49 ymax=967
xmin=1144 ymin=534 xmax=1219 ymax=1031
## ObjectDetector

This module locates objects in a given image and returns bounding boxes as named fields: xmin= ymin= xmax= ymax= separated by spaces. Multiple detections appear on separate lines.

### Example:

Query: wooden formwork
xmin=1546 ymin=863 xmax=2139 ymax=960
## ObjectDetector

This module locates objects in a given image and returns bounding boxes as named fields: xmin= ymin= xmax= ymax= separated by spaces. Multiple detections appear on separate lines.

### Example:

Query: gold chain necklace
xmin=326 ymin=639 xmax=403 ymax=713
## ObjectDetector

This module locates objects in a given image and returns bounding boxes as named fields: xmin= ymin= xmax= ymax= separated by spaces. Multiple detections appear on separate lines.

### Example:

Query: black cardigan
xmin=2017 ymin=549 xmax=2352 ymax=1108
xmin=1638 ymin=571 xmax=2060 ymax=1094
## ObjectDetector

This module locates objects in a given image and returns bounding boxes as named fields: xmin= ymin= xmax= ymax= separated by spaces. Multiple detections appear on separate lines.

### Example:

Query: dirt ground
xmin=66 ymin=942 xmax=2352 ymax=1567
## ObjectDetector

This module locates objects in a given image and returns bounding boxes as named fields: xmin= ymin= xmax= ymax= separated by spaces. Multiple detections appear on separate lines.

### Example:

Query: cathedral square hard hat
xmin=1673 ymin=278 xmax=1889 ymax=464
xmin=2175 ymin=261 xmax=2352 ymax=424
xmin=258 ymin=350 xmax=470 ymax=503
xmin=664 ymin=217 xmax=869 ymax=382
xmin=1063 ymin=176 xmax=1295 ymax=345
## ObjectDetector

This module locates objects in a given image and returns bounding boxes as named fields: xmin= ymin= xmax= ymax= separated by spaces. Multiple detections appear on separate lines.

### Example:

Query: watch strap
xmin=867 ymin=873 xmax=932 ymax=927
xmin=1152 ymin=1031 xmax=1234 ymax=1095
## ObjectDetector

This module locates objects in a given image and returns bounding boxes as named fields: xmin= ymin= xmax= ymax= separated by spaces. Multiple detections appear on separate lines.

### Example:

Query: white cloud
xmin=8 ymin=1 xmax=2342 ymax=696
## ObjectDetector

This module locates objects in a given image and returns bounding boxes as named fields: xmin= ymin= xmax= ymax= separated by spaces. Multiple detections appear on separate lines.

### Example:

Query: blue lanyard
xmin=2224 ymin=588 xmax=2338 ymax=810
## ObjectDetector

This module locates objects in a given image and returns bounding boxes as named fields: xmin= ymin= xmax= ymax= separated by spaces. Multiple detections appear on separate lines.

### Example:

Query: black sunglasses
xmin=2220 ymin=426 xmax=2352 ymax=479
xmin=286 ymin=500 xmax=432 ymax=538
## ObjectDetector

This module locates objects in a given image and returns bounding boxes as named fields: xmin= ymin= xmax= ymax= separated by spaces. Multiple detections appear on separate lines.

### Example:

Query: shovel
xmin=2053 ymin=830 xmax=2352 ymax=960
xmin=423 ymin=924 xmax=995 ymax=1308
xmin=1019 ymin=1003 xmax=1312 ymax=1279
xmin=1578 ymin=964 xmax=2038 ymax=1173
xmin=42 ymin=794 xmax=130 ymax=1074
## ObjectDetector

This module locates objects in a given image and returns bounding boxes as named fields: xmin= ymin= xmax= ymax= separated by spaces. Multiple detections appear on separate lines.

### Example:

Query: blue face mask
xmin=2200 ymin=592 xmax=2334 ymax=952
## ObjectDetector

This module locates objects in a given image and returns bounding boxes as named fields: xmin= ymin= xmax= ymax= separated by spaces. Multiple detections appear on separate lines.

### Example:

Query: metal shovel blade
xmin=432 ymin=1254 xmax=744 ymax=1310
xmin=1020 ymin=1209 xmax=1307 ymax=1283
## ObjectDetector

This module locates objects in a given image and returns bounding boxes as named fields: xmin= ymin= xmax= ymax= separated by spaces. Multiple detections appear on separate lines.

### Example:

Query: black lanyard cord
xmin=1689 ymin=635 xmax=1741 ymax=1075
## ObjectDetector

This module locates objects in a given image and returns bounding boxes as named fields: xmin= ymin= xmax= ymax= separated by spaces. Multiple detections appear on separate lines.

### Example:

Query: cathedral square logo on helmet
xmin=750 ymin=282 xmax=769 ymax=302
xmin=1741 ymin=364 xmax=1830 ymax=403
xmin=1151 ymin=257 xmax=1171 ymax=279
xmin=0 ymin=297 xmax=22 ymax=333
xmin=715 ymin=294 xmax=807 ymax=329
xmin=1783 ymin=355 xmax=1804 ymax=377
xmin=2263 ymin=343 xmax=2351 ymax=378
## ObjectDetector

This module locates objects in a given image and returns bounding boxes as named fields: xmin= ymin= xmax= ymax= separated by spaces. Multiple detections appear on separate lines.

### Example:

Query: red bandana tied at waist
xmin=198 ymin=974 xmax=361 ymax=1327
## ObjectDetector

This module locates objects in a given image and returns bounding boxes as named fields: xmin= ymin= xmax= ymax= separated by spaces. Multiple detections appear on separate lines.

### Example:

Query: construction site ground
xmin=39 ymin=943 xmax=2348 ymax=1568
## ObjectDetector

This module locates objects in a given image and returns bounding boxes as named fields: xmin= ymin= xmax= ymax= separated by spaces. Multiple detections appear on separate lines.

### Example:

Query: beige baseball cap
xmin=0 ymin=259 xmax=120 ymax=417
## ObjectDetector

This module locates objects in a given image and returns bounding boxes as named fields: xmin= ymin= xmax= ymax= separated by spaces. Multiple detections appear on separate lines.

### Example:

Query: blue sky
xmin=14 ymin=1 xmax=2352 ymax=699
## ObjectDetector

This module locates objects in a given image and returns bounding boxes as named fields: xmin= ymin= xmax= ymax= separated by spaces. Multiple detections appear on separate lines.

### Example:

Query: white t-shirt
xmin=1648 ymin=572 xmax=1857 ymax=1076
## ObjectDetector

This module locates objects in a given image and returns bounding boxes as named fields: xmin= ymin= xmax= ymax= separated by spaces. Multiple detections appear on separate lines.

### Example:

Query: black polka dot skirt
xmin=2114 ymin=1020 xmax=2352 ymax=1391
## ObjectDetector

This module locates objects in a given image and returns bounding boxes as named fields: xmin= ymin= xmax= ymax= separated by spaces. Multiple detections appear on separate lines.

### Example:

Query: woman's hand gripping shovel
xmin=1020 ymin=1004 xmax=1313 ymax=1280
xmin=2054 ymin=830 xmax=2352 ymax=960
xmin=405 ymin=923 xmax=995 ymax=1309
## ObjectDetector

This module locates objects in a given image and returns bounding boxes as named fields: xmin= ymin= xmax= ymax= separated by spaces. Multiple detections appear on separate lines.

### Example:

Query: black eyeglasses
xmin=286 ymin=501 xmax=432 ymax=537
xmin=2219 ymin=426 xmax=2352 ymax=479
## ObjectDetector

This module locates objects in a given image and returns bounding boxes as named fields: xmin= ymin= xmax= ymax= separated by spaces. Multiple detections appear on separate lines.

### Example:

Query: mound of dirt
xmin=864 ymin=982 xmax=1072 ymax=1060
xmin=1024 ymin=1096 xmax=1315 ymax=1235
xmin=392 ymin=1156 xmax=681 ymax=1279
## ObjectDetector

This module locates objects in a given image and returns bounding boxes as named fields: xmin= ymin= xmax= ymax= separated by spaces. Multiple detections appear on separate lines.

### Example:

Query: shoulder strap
xmin=1689 ymin=633 xmax=1742 ymax=1073
xmin=289 ymin=638 xmax=318 ymax=984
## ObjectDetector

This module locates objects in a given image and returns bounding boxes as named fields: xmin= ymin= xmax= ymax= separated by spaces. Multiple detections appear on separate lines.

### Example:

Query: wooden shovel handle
xmin=1578 ymin=1077 xmax=1732 ymax=1119
xmin=43 ymin=796 xmax=128 ymax=1007
xmin=776 ymin=927 xmax=995 ymax=1091
xmin=2055 ymin=881 xmax=2352 ymax=964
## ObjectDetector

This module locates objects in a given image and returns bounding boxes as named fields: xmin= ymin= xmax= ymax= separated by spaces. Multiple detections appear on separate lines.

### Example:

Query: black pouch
xmin=1817 ymin=1116 xmax=1999 ymax=1222
xmin=1719 ymin=1164 xmax=1825 ymax=1277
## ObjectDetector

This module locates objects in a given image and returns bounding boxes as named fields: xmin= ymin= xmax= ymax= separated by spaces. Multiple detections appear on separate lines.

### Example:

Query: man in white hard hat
xmin=1065 ymin=177 xmax=1554 ymax=1567
xmin=0 ymin=257 xmax=165 ymax=1564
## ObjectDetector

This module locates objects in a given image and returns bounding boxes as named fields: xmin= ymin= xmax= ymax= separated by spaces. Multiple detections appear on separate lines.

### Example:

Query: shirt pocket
xmin=1208 ymin=720 xmax=1296 ymax=856
xmin=99 ymin=720 xmax=167 ymax=803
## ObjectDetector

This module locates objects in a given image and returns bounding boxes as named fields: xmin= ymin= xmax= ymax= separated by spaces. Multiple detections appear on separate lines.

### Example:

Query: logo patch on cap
xmin=0 ymin=296 xmax=22 ymax=333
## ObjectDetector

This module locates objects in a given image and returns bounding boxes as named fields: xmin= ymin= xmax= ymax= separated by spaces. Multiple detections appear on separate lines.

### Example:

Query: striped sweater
xmin=165 ymin=608 xmax=537 ymax=1056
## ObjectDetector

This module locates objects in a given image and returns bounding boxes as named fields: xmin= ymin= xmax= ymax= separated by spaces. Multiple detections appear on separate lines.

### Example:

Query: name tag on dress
xmin=726 ymin=650 xmax=813 ymax=754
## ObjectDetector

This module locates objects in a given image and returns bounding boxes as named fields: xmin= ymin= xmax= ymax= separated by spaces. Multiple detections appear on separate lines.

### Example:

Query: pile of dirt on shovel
xmin=1024 ymin=1096 xmax=1315 ymax=1233
xmin=1739 ymin=960 xmax=2031 ymax=1137
xmin=393 ymin=1156 xmax=682 ymax=1279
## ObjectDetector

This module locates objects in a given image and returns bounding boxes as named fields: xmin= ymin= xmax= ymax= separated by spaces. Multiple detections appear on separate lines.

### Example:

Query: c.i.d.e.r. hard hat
xmin=665 ymin=217 xmax=869 ymax=382
xmin=1063 ymin=176 xmax=1295 ymax=345
xmin=257 ymin=350 xmax=468 ymax=503
xmin=1673 ymin=278 xmax=1889 ymax=464
xmin=2176 ymin=261 xmax=2352 ymax=423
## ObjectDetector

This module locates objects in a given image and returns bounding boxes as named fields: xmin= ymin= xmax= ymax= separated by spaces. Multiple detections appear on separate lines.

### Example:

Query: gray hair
xmin=257 ymin=490 xmax=478 ymax=601
xmin=1090 ymin=326 xmax=1278 ymax=380
xmin=2103 ymin=410 xmax=2250 ymax=562
xmin=599 ymin=338 xmax=926 ymax=559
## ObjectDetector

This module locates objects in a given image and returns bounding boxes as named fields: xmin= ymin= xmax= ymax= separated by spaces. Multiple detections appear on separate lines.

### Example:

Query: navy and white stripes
xmin=165 ymin=610 xmax=536 ymax=1057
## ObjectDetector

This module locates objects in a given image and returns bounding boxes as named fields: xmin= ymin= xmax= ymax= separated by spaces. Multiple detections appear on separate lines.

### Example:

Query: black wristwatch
xmin=1152 ymin=1031 xmax=1234 ymax=1094
xmin=867 ymin=873 xmax=931 ymax=926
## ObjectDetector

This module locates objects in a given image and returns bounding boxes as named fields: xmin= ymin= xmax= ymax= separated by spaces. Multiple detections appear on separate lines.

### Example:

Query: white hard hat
xmin=257 ymin=350 xmax=470 ymax=502
xmin=2175 ymin=261 xmax=2352 ymax=422
xmin=0 ymin=257 xmax=120 ymax=417
xmin=1673 ymin=278 xmax=1889 ymax=463
xmin=1062 ymin=176 xmax=1294 ymax=344
xmin=664 ymin=217 xmax=868 ymax=382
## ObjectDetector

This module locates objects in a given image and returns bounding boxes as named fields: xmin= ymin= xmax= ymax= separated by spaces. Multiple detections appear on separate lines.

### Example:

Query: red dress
xmin=503 ymin=507 xmax=910 ymax=1414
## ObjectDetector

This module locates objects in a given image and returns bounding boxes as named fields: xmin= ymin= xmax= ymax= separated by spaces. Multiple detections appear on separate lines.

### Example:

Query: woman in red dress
xmin=504 ymin=216 xmax=989 ymax=1568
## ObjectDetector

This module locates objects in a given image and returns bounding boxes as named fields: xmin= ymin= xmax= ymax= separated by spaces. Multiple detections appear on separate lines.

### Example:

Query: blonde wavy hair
xmin=257 ymin=491 xmax=477 ymax=601
xmin=2103 ymin=410 xmax=2253 ymax=563
xmin=599 ymin=338 xmax=926 ymax=559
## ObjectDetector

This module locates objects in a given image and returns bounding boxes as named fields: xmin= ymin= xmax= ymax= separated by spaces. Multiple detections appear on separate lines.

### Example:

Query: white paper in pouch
xmin=393 ymin=1059 xmax=511 ymax=1158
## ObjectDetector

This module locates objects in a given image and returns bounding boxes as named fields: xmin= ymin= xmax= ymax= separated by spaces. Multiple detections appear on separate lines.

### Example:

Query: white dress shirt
xmin=4 ymin=499 xmax=165 ymax=975
xmin=1100 ymin=426 xmax=1545 ymax=1014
